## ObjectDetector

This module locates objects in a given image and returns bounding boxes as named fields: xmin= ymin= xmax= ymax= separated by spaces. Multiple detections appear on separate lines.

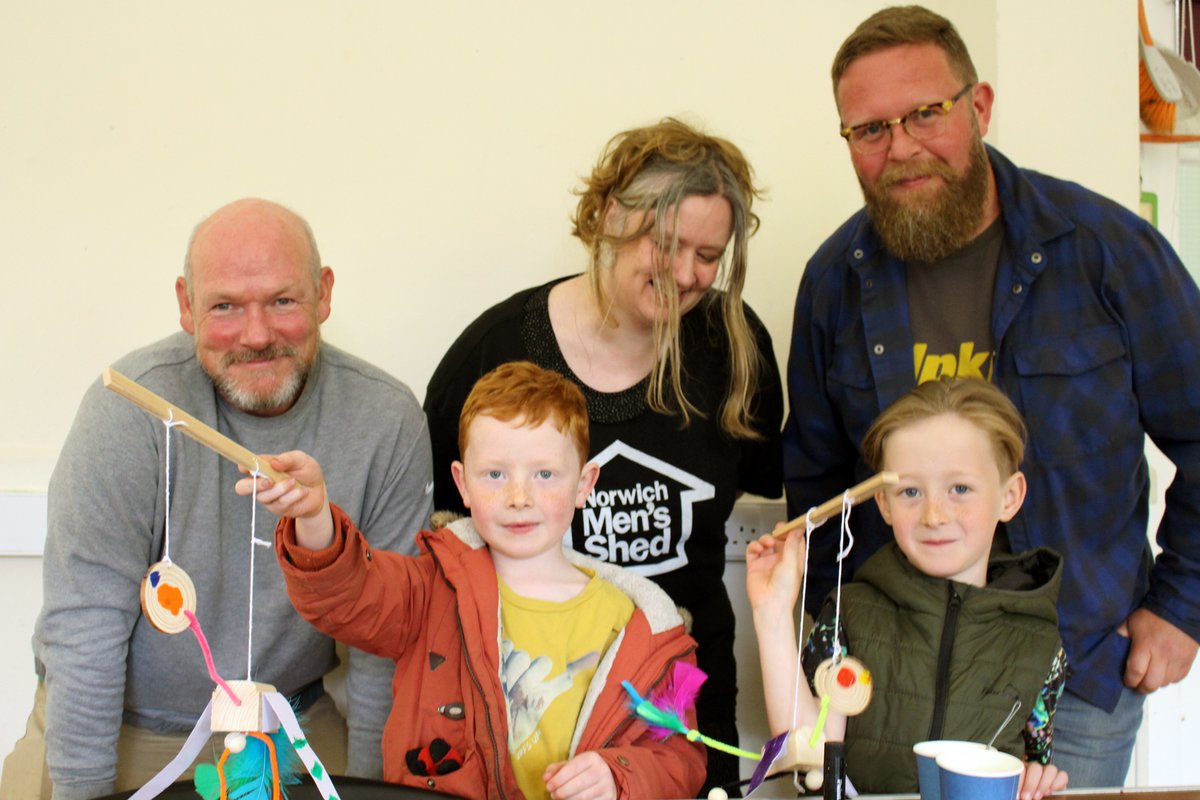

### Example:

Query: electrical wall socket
xmin=724 ymin=500 xmax=789 ymax=561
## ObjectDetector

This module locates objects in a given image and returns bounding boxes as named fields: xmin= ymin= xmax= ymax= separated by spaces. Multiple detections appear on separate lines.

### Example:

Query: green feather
xmin=193 ymin=763 xmax=221 ymax=800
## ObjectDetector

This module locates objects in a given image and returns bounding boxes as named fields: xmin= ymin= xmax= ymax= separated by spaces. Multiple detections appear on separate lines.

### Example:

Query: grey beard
xmin=213 ymin=368 xmax=306 ymax=414
xmin=863 ymin=137 xmax=990 ymax=264
xmin=205 ymin=345 xmax=309 ymax=414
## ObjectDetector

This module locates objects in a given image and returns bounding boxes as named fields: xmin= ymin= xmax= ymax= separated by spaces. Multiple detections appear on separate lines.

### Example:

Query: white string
xmin=160 ymin=412 xmax=187 ymax=565
xmin=781 ymin=492 xmax=856 ymax=788
xmin=244 ymin=463 xmax=274 ymax=680
xmin=246 ymin=466 xmax=259 ymax=679
xmin=789 ymin=509 xmax=818 ymax=733
xmin=241 ymin=462 xmax=274 ymax=681
xmin=830 ymin=491 xmax=856 ymax=663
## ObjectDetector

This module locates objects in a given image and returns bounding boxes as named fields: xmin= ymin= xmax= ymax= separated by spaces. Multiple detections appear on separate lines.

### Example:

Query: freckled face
xmin=451 ymin=416 xmax=598 ymax=566
xmin=874 ymin=413 xmax=1024 ymax=587
xmin=176 ymin=203 xmax=332 ymax=416
xmin=604 ymin=193 xmax=732 ymax=329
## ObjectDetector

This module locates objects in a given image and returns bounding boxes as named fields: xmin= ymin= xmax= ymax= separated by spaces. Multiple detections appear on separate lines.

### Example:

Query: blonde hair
xmin=458 ymin=361 xmax=590 ymax=464
xmin=572 ymin=117 xmax=765 ymax=439
xmin=862 ymin=378 xmax=1026 ymax=478
xmin=832 ymin=5 xmax=978 ymax=93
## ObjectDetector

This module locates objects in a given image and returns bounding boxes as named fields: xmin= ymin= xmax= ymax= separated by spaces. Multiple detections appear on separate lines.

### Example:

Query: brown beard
xmin=861 ymin=134 xmax=991 ymax=263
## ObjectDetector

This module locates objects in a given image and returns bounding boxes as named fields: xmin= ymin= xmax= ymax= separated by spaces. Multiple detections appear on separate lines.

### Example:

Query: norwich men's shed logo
xmin=566 ymin=440 xmax=714 ymax=576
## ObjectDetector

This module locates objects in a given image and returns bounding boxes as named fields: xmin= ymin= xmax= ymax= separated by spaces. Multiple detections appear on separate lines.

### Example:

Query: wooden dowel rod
xmin=772 ymin=471 xmax=898 ymax=539
xmin=102 ymin=367 xmax=290 ymax=483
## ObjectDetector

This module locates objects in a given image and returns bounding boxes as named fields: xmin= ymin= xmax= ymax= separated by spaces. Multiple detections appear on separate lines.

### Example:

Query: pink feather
xmin=645 ymin=661 xmax=707 ymax=741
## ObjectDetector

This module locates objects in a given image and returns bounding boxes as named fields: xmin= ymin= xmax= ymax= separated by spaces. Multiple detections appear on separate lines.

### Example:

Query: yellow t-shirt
xmin=498 ymin=568 xmax=635 ymax=800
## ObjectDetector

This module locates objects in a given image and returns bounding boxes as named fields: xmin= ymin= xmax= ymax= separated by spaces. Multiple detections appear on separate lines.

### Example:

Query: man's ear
xmin=450 ymin=461 xmax=471 ymax=509
xmin=575 ymin=462 xmax=600 ymax=508
xmin=998 ymin=470 xmax=1027 ymax=523
xmin=175 ymin=277 xmax=195 ymax=335
xmin=316 ymin=266 xmax=334 ymax=323
xmin=874 ymin=489 xmax=893 ymax=525
xmin=971 ymin=81 xmax=996 ymax=138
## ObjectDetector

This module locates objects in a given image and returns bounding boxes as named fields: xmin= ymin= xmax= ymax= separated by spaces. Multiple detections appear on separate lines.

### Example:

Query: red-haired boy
xmin=239 ymin=361 xmax=705 ymax=800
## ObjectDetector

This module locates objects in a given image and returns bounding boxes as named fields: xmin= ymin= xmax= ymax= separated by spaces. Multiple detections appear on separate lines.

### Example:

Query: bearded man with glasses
xmin=782 ymin=4 xmax=1200 ymax=790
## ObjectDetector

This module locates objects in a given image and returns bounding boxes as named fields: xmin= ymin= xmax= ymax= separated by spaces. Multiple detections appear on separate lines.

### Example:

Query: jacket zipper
xmin=928 ymin=585 xmax=962 ymax=740
xmin=430 ymin=548 xmax=508 ymax=800
xmin=601 ymin=643 xmax=697 ymax=749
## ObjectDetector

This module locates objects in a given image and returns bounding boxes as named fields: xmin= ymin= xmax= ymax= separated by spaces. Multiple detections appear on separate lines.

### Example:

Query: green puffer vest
xmin=836 ymin=542 xmax=1063 ymax=794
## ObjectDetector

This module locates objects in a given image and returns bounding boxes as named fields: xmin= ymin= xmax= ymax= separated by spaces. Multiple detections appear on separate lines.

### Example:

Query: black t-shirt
xmin=423 ymin=277 xmax=784 ymax=608
xmin=906 ymin=218 xmax=1004 ymax=382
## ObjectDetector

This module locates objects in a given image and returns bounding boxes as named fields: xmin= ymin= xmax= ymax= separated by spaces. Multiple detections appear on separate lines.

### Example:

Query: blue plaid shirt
xmin=783 ymin=145 xmax=1200 ymax=713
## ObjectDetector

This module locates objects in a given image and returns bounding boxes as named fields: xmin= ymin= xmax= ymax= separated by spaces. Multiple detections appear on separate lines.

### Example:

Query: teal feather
xmin=192 ymin=728 xmax=304 ymax=800
xmin=193 ymin=763 xmax=221 ymax=800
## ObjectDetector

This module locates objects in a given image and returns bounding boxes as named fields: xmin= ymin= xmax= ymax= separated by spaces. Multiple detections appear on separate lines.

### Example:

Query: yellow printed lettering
xmin=957 ymin=342 xmax=990 ymax=380
xmin=917 ymin=352 xmax=957 ymax=383
xmin=913 ymin=343 xmax=927 ymax=378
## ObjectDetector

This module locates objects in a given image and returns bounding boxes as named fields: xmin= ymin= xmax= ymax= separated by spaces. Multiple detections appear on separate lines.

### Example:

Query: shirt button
xmin=873 ymin=344 xmax=885 ymax=355
xmin=864 ymin=279 xmax=874 ymax=289
xmin=1030 ymin=252 xmax=1043 ymax=264
xmin=853 ymin=249 xmax=864 ymax=260
xmin=617 ymin=755 xmax=630 ymax=766
xmin=1012 ymin=284 xmax=1023 ymax=295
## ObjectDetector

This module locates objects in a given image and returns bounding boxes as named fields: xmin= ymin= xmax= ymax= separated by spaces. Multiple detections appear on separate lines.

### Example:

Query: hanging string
xmin=830 ymin=491 xmax=856 ymax=663
xmin=161 ymin=412 xmax=188 ymax=565
xmin=244 ymin=464 xmax=273 ymax=680
xmin=790 ymin=509 xmax=818 ymax=734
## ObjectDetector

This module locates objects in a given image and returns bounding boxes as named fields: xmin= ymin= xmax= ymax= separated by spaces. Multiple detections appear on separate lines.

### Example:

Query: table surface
xmin=856 ymin=789 xmax=1200 ymax=800
xmin=98 ymin=776 xmax=1200 ymax=800
xmin=97 ymin=775 xmax=460 ymax=799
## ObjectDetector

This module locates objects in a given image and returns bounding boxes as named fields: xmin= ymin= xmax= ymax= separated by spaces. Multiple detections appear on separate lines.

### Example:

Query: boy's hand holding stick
xmin=772 ymin=471 xmax=898 ymax=539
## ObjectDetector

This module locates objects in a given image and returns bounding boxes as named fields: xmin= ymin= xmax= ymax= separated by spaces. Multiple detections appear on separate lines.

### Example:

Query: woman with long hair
xmin=424 ymin=118 xmax=783 ymax=795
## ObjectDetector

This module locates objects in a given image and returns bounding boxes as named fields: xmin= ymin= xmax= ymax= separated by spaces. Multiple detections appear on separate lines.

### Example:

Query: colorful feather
xmin=192 ymin=727 xmax=304 ymax=800
xmin=622 ymin=662 xmax=761 ymax=761
xmin=646 ymin=661 xmax=706 ymax=740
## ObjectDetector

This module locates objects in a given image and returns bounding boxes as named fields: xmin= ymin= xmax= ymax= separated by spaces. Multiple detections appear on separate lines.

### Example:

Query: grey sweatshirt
xmin=33 ymin=332 xmax=433 ymax=800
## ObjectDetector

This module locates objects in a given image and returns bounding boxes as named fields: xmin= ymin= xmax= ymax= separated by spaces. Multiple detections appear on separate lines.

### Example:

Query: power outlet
xmin=724 ymin=500 xmax=789 ymax=561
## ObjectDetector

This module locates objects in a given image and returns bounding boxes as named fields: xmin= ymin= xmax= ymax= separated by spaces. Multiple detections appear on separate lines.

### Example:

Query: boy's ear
xmin=450 ymin=461 xmax=471 ymax=509
xmin=998 ymin=470 xmax=1027 ymax=522
xmin=575 ymin=462 xmax=601 ymax=508
xmin=874 ymin=489 xmax=893 ymax=525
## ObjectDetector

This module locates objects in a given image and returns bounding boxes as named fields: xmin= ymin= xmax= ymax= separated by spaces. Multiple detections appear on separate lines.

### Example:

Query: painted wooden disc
xmin=814 ymin=655 xmax=873 ymax=716
xmin=140 ymin=561 xmax=196 ymax=634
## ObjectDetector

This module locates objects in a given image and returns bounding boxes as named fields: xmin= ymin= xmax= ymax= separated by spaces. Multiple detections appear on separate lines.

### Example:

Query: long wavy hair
xmin=571 ymin=118 xmax=765 ymax=439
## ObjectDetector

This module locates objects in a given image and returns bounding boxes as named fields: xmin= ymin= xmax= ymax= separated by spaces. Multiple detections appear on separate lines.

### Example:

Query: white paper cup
xmin=937 ymin=748 xmax=1023 ymax=800
xmin=912 ymin=740 xmax=986 ymax=800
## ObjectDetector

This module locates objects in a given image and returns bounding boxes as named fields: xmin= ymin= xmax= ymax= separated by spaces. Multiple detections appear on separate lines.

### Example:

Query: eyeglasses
xmin=840 ymin=84 xmax=974 ymax=155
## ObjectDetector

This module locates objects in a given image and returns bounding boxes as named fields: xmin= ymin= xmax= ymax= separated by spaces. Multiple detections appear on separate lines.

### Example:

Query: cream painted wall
xmin=4 ymin=0 xmax=1167 ymax=789
xmin=0 ymin=0 xmax=1135 ymax=495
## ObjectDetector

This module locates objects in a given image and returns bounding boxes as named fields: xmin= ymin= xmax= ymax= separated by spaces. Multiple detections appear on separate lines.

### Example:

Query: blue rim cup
xmin=912 ymin=740 xmax=987 ymax=800
xmin=936 ymin=748 xmax=1024 ymax=800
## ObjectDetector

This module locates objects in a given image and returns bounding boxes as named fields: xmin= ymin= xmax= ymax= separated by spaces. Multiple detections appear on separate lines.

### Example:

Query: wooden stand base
xmin=211 ymin=681 xmax=280 ymax=733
